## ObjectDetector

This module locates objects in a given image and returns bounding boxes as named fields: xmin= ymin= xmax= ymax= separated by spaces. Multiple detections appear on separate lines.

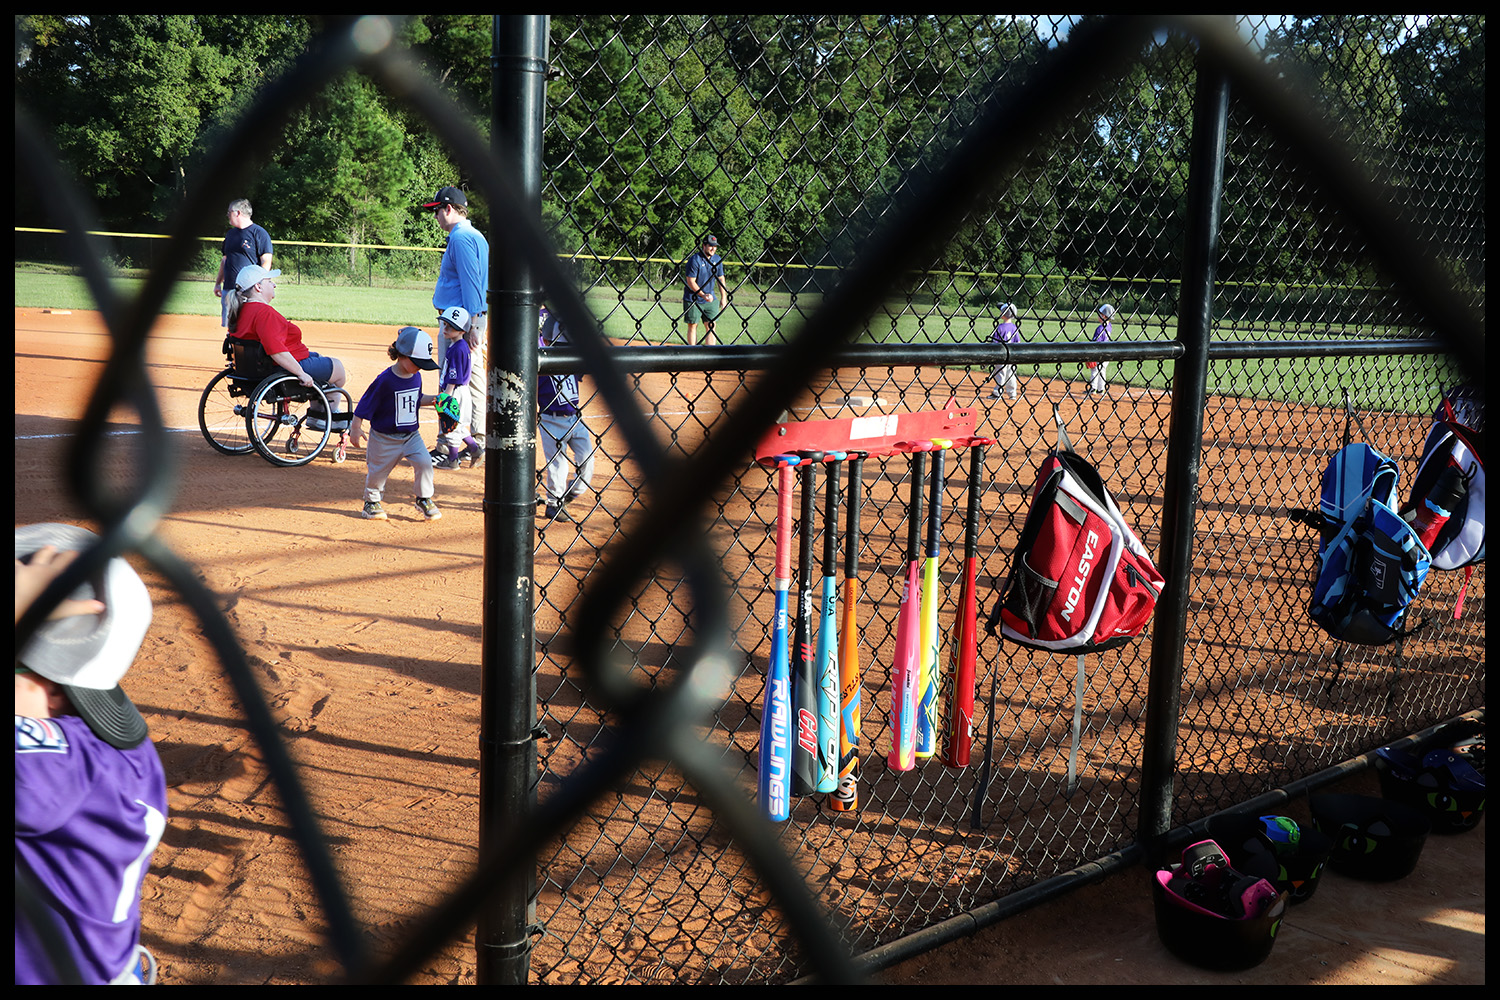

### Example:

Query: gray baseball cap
xmin=395 ymin=326 xmax=439 ymax=370
xmin=15 ymin=524 xmax=153 ymax=750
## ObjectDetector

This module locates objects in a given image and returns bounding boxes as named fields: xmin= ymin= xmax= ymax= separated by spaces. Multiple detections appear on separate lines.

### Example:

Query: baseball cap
xmin=422 ymin=186 xmax=468 ymax=209
xmin=702 ymin=234 xmax=719 ymax=246
xmin=999 ymin=302 xmax=1017 ymax=319
xmin=235 ymin=264 xmax=282 ymax=292
xmin=395 ymin=326 xmax=439 ymax=369
xmin=437 ymin=305 xmax=471 ymax=331
xmin=15 ymin=524 xmax=153 ymax=750
xmin=1097 ymin=303 xmax=1116 ymax=318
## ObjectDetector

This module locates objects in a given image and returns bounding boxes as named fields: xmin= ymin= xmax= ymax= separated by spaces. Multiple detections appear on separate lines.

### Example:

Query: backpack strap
xmin=1341 ymin=389 xmax=1370 ymax=447
xmin=1053 ymin=402 xmax=1073 ymax=454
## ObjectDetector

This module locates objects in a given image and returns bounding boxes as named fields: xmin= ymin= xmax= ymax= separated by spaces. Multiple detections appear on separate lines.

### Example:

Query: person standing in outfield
xmin=987 ymin=302 xmax=1022 ymax=401
xmin=15 ymin=523 xmax=168 ymax=985
xmin=213 ymin=198 xmax=273 ymax=328
xmin=1087 ymin=303 xmax=1115 ymax=395
xmin=537 ymin=306 xmax=596 ymax=522
xmin=682 ymin=234 xmax=728 ymax=346
xmin=424 ymin=186 xmax=489 ymax=464
xmin=350 ymin=326 xmax=444 ymax=522
xmin=431 ymin=306 xmax=483 ymax=470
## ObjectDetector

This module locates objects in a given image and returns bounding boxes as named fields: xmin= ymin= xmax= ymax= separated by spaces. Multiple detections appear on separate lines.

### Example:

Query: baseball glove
xmin=436 ymin=392 xmax=461 ymax=421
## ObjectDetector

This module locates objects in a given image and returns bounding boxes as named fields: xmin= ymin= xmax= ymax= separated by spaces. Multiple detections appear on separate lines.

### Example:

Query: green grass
xmin=15 ymin=267 xmax=1451 ymax=414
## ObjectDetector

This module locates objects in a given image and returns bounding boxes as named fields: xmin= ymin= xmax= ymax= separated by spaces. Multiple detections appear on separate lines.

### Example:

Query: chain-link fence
xmin=529 ymin=14 xmax=1484 ymax=983
xmin=16 ymin=13 xmax=1483 ymax=986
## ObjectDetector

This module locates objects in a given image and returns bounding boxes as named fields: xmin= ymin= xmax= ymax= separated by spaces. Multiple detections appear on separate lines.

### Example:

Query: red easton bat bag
xmin=986 ymin=414 xmax=1164 ymax=653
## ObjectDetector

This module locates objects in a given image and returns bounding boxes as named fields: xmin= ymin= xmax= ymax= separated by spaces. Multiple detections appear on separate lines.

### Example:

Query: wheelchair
xmin=198 ymin=336 xmax=354 ymax=467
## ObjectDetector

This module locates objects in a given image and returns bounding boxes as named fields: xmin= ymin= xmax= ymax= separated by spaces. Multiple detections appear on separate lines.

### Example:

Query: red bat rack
xmin=753 ymin=400 xmax=978 ymax=461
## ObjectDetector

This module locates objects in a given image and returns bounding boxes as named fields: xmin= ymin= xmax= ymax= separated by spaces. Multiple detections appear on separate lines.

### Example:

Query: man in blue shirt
xmin=424 ymin=185 xmax=490 ymax=459
xmin=682 ymin=234 xmax=728 ymax=346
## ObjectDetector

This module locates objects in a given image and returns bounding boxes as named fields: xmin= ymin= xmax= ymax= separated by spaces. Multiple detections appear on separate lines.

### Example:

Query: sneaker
xmin=427 ymin=447 xmax=446 ymax=463
xmin=545 ymin=504 xmax=573 ymax=522
xmin=433 ymin=453 xmax=462 ymax=470
xmin=415 ymin=497 xmax=442 ymax=521
xmin=464 ymin=447 xmax=484 ymax=469
xmin=362 ymin=500 xmax=388 ymax=521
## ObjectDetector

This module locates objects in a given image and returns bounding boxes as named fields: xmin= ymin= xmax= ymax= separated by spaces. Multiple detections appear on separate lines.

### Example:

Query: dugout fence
xmin=15 ymin=13 xmax=1484 ymax=985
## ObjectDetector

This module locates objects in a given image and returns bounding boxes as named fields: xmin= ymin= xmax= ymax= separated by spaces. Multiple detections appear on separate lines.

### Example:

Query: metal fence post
xmin=479 ymin=13 xmax=549 ymax=986
xmin=1139 ymin=59 xmax=1230 ymax=861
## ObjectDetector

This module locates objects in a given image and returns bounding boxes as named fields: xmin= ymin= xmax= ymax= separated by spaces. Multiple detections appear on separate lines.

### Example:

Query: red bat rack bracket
xmin=753 ymin=399 xmax=978 ymax=463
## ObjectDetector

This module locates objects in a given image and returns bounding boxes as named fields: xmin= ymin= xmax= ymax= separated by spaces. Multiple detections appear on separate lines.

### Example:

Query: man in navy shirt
xmin=682 ymin=234 xmax=728 ymax=346
xmin=213 ymin=198 xmax=273 ymax=328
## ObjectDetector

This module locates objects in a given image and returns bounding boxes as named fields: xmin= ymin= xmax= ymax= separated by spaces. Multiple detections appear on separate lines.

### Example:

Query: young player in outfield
xmin=430 ymin=306 xmax=483 ymax=470
xmin=987 ymin=302 xmax=1022 ymax=400
xmin=1087 ymin=303 xmax=1115 ymax=395
xmin=538 ymin=306 xmax=596 ymax=522
xmin=15 ymin=523 xmax=167 ymax=985
xmin=349 ymin=326 xmax=444 ymax=522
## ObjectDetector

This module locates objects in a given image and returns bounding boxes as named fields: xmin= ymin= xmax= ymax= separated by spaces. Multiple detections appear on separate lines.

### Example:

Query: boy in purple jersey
xmin=537 ymin=307 xmax=596 ymax=522
xmin=15 ymin=523 xmax=167 ymax=985
xmin=1087 ymin=303 xmax=1115 ymax=394
xmin=431 ymin=306 xmax=483 ymax=470
xmin=350 ymin=326 xmax=444 ymax=521
xmin=987 ymin=302 xmax=1022 ymax=401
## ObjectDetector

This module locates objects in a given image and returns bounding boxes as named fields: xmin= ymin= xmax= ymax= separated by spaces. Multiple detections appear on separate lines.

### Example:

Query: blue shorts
xmin=302 ymin=353 xmax=335 ymax=384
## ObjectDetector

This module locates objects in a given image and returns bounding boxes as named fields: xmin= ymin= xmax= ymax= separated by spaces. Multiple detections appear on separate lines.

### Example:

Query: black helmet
xmin=1153 ymin=839 xmax=1288 ymax=971
xmin=1310 ymin=793 xmax=1431 ymax=881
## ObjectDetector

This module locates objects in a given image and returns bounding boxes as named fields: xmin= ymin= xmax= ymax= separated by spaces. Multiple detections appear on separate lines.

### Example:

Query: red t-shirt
xmin=234 ymin=301 xmax=310 ymax=360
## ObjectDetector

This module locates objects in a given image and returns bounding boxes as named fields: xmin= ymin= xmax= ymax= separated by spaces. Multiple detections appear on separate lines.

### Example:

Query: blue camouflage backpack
xmin=1291 ymin=400 xmax=1432 ymax=645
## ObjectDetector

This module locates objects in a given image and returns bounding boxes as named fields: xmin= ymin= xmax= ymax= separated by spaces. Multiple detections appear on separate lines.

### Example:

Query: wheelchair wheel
xmin=198 ymin=368 xmax=255 ymax=455
xmin=246 ymin=374 xmax=331 ymax=468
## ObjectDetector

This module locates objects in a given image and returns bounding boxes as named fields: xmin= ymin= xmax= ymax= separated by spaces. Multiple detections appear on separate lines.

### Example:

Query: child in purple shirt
xmin=431 ymin=306 xmax=483 ymax=470
xmin=350 ymin=326 xmax=443 ymax=521
xmin=15 ymin=523 xmax=167 ymax=985
xmin=1088 ymin=303 xmax=1115 ymax=394
xmin=987 ymin=302 xmax=1022 ymax=401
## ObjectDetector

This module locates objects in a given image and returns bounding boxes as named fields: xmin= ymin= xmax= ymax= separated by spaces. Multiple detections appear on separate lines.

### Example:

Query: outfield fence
xmin=16 ymin=14 xmax=1484 ymax=985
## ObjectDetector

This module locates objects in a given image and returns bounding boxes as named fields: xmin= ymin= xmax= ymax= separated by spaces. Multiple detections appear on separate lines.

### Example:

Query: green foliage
xmin=14 ymin=13 xmax=1487 ymax=335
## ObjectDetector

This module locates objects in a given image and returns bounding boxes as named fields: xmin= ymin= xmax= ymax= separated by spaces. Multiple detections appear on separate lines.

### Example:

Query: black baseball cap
xmin=422 ymin=186 xmax=468 ymax=209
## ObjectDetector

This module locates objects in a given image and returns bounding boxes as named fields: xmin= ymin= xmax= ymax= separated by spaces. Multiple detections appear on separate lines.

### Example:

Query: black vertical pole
xmin=480 ymin=14 xmax=548 ymax=986
xmin=1139 ymin=60 xmax=1229 ymax=863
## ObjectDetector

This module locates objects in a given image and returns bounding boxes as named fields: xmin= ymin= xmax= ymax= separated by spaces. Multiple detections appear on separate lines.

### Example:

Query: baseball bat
xmin=791 ymin=450 xmax=824 ymax=796
xmin=831 ymin=452 xmax=866 ymax=811
xmin=758 ymin=454 xmax=799 ymax=822
xmin=814 ymin=451 xmax=846 ymax=794
xmin=888 ymin=442 xmax=932 ymax=772
xmin=942 ymin=437 xmax=991 ymax=768
xmin=916 ymin=438 xmax=953 ymax=758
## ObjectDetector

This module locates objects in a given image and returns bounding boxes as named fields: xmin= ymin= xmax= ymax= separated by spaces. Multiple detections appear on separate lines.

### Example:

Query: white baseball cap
xmin=235 ymin=263 xmax=282 ymax=292
xmin=437 ymin=305 xmax=472 ymax=331
xmin=15 ymin=523 xmax=153 ymax=749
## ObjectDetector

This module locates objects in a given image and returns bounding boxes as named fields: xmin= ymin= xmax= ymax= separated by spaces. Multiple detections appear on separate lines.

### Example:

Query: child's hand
xmin=349 ymin=427 xmax=365 ymax=450
xmin=15 ymin=547 xmax=106 ymax=624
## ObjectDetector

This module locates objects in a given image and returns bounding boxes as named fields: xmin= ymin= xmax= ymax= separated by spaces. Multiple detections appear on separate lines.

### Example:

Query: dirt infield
xmin=16 ymin=308 xmax=1482 ymax=984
